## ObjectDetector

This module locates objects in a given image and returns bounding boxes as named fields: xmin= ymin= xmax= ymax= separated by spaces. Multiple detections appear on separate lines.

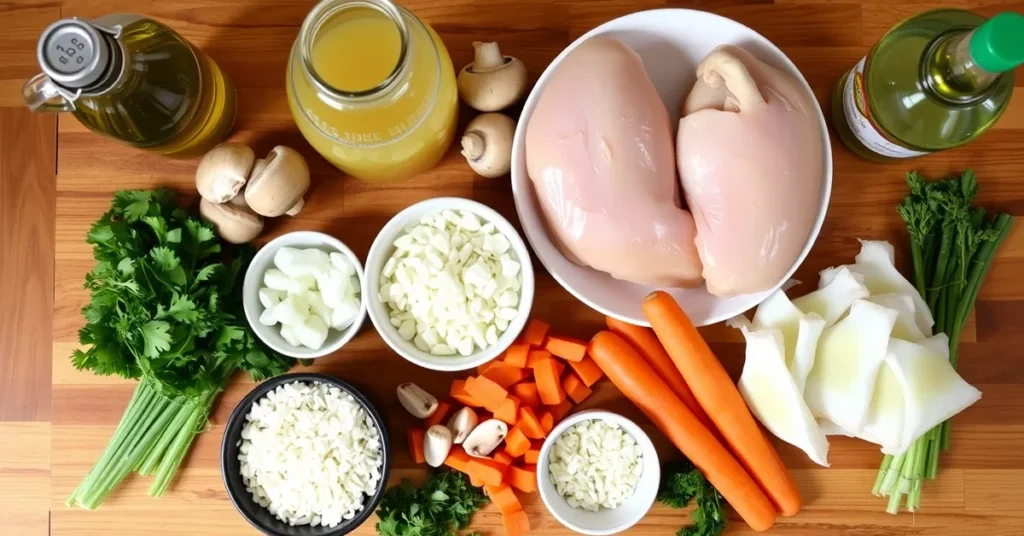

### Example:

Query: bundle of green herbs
xmin=375 ymin=471 xmax=488 ymax=536
xmin=67 ymin=189 xmax=294 ymax=510
xmin=658 ymin=460 xmax=726 ymax=536
xmin=876 ymin=171 xmax=1014 ymax=512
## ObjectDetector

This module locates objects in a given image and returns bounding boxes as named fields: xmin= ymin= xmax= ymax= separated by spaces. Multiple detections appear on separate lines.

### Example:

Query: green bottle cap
xmin=970 ymin=12 xmax=1024 ymax=73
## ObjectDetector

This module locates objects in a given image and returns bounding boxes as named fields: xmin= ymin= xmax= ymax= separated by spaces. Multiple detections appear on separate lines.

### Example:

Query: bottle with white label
xmin=832 ymin=10 xmax=1024 ymax=162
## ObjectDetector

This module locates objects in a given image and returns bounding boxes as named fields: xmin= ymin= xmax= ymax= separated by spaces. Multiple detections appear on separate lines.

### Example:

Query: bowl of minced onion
xmin=221 ymin=373 xmax=390 ymax=536
xmin=537 ymin=410 xmax=660 ymax=535
xmin=364 ymin=197 xmax=535 ymax=371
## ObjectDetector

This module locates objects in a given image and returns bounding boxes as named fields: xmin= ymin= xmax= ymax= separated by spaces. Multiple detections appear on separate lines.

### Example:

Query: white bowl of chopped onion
xmin=364 ymin=197 xmax=535 ymax=372
xmin=242 ymin=231 xmax=367 ymax=359
xmin=537 ymin=410 xmax=660 ymax=535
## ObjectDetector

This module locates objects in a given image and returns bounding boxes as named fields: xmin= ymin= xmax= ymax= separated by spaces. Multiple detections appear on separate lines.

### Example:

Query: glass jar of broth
xmin=287 ymin=0 xmax=459 ymax=181
xmin=23 ymin=14 xmax=236 ymax=157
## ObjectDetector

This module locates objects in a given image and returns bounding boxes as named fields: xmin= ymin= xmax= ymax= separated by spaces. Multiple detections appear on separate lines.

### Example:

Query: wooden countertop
xmin=2 ymin=0 xmax=1023 ymax=535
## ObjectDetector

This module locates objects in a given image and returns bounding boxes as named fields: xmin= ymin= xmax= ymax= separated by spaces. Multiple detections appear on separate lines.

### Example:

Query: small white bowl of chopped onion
xmin=243 ymin=231 xmax=367 ymax=359
xmin=537 ymin=410 xmax=660 ymax=536
xmin=364 ymin=197 xmax=534 ymax=372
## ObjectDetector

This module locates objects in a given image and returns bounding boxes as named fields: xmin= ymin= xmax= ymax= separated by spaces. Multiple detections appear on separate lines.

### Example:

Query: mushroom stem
xmin=472 ymin=41 xmax=505 ymax=71
xmin=461 ymin=131 xmax=485 ymax=161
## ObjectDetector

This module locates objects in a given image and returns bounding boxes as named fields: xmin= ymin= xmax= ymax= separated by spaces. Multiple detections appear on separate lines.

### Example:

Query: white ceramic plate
xmin=537 ymin=411 xmax=660 ymax=535
xmin=510 ymin=8 xmax=833 ymax=326
xmin=363 ymin=197 xmax=535 ymax=371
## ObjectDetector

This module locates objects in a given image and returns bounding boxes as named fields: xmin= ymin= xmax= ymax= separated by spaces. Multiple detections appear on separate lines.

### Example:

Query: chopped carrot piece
xmin=451 ymin=379 xmax=484 ymax=407
xmin=506 ymin=464 xmax=538 ymax=493
xmin=424 ymin=401 xmax=451 ymax=429
xmin=504 ymin=344 xmax=531 ymax=368
xmin=503 ymin=509 xmax=531 ymax=536
xmin=494 ymin=395 xmax=521 ymax=425
xmin=467 ymin=457 xmax=507 ymax=487
xmin=469 ymin=471 xmax=485 ymax=487
xmin=482 ymin=361 xmax=530 ymax=389
xmin=545 ymin=335 xmax=588 ymax=362
xmin=478 ymin=360 xmax=502 ymax=375
xmin=539 ymin=411 xmax=554 ymax=434
xmin=549 ymin=399 xmax=573 ymax=422
xmin=407 ymin=428 xmax=425 ymax=464
xmin=534 ymin=358 xmax=566 ymax=405
xmin=465 ymin=375 xmax=508 ymax=412
xmin=494 ymin=451 xmax=514 ymax=467
xmin=524 ymin=319 xmax=550 ymax=347
xmin=517 ymin=406 xmax=546 ymax=439
xmin=567 ymin=355 xmax=604 ymax=386
xmin=504 ymin=426 xmax=531 ymax=457
xmin=524 ymin=444 xmax=542 ymax=464
xmin=487 ymin=483 xmax=523 ymax=515
xmin=512 ymin=382 xmax=542 ymax=407
xmin=444 ymin=446 xmax=474 ymax=474
xmin=526 ymin=349 xmax=550 ymax=367
xmin=562 ymin=372 xmax=592 ymax=404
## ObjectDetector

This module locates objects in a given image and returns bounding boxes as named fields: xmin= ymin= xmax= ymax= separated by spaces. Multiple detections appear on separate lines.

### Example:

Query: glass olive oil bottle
xmin=832 ymin=10 xmax=1024 ymax=162
xmin=23 ymin=15 xmax=236 ymax=157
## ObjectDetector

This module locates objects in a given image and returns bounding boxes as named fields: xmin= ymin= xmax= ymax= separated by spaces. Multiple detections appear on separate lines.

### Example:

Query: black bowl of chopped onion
xmin=221 ymin=373 xmax=392 ymax=536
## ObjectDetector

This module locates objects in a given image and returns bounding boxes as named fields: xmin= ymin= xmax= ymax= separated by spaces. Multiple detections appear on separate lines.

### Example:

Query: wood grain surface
xmin=1 ymin=0 xmax=1023 ymax=534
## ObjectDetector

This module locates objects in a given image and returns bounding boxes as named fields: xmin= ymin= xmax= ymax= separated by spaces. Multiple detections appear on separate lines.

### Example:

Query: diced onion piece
xmin=804 ymin=300 xmax=897 ymax=434
xmin=736 ymin=327 xmax=830 ymax=466
xmin=859 ymin=359 xmax=905 ymax=453
xmin=849 ymin=240 xmax=934 ymax=336
xmin=794 ymin=266 xmax=870 ymax=327
xmin=886 ymin=337 xmax=980 ymax=454
xmin=868 ymin=293 xmax=926 ymax=342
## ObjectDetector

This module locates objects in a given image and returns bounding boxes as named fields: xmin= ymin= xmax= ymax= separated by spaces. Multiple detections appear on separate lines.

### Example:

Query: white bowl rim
xmin=510 ymin=7 xmax=834 ymax=327
xmin=241 ymin=231 xmax=367 ymax=359
xmin=536 ymin=410 xmax=661 ymax=536
xmin=362 ymin=197 xmax=535 ymax=372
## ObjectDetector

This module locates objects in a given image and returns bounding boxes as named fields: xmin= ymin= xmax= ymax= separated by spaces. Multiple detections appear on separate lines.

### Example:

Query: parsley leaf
xmin=659 ymin=461 xmax=727 ymax=536
xmin=376 ymin=471 xmax=488 ymax=536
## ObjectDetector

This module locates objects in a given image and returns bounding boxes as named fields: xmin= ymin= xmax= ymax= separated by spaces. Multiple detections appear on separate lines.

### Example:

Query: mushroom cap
xmin=199 ymin=197 xmax=264 ymax=244
xmin=461 ymin=112 xmax=516 ymax=178
xmin=457 ymin=56 xmax=528 ymax=112
xmin=195 ymin=142 xmax=255 ymax=204
xmin=244 ymin=146 xmax=311 ymax=217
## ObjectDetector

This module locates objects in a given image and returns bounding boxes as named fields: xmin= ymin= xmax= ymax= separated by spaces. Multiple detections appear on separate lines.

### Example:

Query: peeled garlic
xmin=804 ymin=300 xmax=898 ymax=434
xmin=795 ymin=266 xmax=869 ymax=327
xmin=886 ymin=337 xmax=980 ymax=454
xmin=868 ymin=293 xmax=926 ymax=342
xmin=736 ymin=327 xmax=830 ymax=466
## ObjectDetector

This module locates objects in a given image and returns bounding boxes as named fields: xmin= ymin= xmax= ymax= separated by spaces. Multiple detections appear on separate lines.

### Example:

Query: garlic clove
xmin=424 ymin=425 xmax=453 ymax=468
xmin=462 ymin=419 xmax=508 ymax=458
xmin=396 ymin=383 xmax=438 ymax=419
xmin=447 ymin=407 xmax=479 ymax=445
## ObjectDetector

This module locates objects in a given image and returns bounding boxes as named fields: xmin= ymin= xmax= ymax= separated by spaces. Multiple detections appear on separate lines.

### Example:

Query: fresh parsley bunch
xmin=659 ymin=460 xmax=727 ymax=536
xmin=376 ymin=471 xmax=489 ymax=536
xmin=67 ymin=189 xmax=293 ymax=510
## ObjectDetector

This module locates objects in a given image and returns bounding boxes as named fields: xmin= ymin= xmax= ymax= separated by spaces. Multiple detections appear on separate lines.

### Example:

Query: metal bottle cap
xmin=37 ymin=18 xmax=111 ymax=89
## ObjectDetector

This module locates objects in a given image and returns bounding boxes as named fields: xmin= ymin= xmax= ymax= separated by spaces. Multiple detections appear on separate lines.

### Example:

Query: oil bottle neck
xmin=923 ymin=30 xmax=998 ymax=105
xmin=922 ymin=12 xmax=1024 ymax=105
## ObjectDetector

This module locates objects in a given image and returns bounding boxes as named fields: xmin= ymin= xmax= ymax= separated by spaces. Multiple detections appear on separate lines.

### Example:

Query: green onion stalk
xmin=876 ymin=171 xmax=1013 ymax=513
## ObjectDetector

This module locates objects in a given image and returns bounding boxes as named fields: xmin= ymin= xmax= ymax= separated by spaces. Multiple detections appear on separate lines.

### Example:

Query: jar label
xmin=842 ymin=57 xmax=929 ymax=159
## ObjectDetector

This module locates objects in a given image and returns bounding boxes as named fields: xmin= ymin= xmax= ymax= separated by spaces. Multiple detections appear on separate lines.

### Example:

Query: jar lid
xmin=37 ymin=18 xmax=112 ymax=89
xmin=970 ymin=12 xmax=1024 ymax=73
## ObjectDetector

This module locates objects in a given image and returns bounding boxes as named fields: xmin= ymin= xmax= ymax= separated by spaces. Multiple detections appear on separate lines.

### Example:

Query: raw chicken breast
xmin=525 ymin=38 xmax=703 ymax=287
xmin=678 ymin=45 xmax=824 ymax=297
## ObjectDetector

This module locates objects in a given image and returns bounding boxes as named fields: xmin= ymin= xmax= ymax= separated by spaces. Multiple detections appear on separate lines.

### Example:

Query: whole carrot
xmin=643 ymin=290 xmax=802 ymax=517
xmin=605 ymin=316 xmax=715 ymax=431
xmin=588 ymin=330 xmax=777 ymax=532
